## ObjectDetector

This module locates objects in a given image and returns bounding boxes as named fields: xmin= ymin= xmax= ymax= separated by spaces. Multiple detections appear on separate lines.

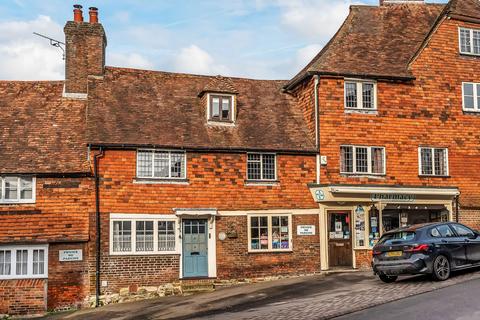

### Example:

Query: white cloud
xmin=108 ymin=52 xmax=154 ymax=70
xmin=172 ymin=45 xmax=230 ymax=75
xmin=0 ymin=15 xmax=64 ymax=80
xmin=277 ymin=0 xmax=353 ymax=40
xmin=294 ymin=43 xmax=323 ymax=69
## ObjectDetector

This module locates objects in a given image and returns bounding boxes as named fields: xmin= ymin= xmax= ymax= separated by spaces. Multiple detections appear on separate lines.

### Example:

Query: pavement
xmin=46 ymin=267 xmax=480 ymax=320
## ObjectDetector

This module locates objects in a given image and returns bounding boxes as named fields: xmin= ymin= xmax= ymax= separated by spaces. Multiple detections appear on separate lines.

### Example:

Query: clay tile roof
xmin=199 ymin=75 xmax=238 ymax=96
xmin=285 ymin=3 xmax=445 ymax=89
xmin=0 ymin=81 xmax=89 ymax=174
xmin=448 ymin=0 xmax=480 ymax=19
xmin=87 ymin=67 xmax=316 ymax=153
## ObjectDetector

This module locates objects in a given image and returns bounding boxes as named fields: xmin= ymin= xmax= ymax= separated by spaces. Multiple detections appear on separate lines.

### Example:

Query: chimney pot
xmin=73 ymin=4 xmax=83 ymax=22
xmin=89 ymin=7 xmax=99 ymax=24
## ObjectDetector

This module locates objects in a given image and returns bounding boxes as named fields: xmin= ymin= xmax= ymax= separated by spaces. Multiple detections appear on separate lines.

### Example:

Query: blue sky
xmin=0 ymin=0 xmax=447 ymax=80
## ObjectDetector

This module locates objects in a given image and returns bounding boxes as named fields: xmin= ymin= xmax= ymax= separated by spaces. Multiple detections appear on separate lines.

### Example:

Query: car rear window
xmin=378 ymin=231 xmax=416 ymax=244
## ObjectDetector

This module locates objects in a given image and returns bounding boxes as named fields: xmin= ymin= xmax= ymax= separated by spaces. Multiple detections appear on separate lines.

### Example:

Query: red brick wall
xmin=355 ymin=250 xmax=372 ymax=270
xmin=0 ymin=279 xmax=47 ymax=316
xmin=47 ymin=243 xmax=89 ymax=310
xmin=459 ymin=208 xmax=480 ymax=231
xmin=216 ymin=215 xmax=320 ymax=279
xmin=0 ymin=177 xmax=93 ymax=243
xmin=293 ymin=77 xmax=316 ymax=143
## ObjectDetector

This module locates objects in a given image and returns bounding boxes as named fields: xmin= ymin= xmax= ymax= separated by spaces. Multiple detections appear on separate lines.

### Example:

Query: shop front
xmin=309 ymin=184 xmax=460 ymax=270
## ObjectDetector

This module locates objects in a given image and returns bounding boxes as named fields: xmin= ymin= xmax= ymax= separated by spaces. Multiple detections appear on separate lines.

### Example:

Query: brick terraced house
xmin=1 ymin=0 xmax=480 ymax=316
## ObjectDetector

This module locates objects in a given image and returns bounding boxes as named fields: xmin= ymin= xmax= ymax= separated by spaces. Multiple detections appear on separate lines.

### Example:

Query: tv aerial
xmin=33 ymin=32 xmax=65 ymax=60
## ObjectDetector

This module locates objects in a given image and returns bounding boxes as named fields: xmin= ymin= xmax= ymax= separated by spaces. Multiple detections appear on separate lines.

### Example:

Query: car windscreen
xmin=378 ymin=231 xmax=416 ymax=245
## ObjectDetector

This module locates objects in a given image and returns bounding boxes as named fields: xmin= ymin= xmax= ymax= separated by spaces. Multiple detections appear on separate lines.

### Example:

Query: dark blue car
xmin=372 ymin=222 xmax=480 ymax=283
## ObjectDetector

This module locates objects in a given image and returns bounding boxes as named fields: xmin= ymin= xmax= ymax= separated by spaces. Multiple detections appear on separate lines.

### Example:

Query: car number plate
xmin=386 ymin=251 xmax=403 ymax=257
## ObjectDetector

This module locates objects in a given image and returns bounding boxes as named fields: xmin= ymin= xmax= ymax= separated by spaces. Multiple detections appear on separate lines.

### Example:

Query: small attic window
xmin=209 ymin=94 xmax=233 ymax=122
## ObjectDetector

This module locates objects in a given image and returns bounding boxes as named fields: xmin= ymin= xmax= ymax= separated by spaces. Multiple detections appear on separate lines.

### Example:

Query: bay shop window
xmin=110 ymin=215 xmax=178 ymax=255
xmin=248 ymin=215 xmax=292 ymax=252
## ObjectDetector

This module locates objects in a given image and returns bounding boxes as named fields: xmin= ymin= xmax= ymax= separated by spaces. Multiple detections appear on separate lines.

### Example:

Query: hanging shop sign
xmin=297 ymin=225 xmax=315 ymax=235
xmin=59 ymin=249 xmax=83 ymax=262
xmin=371 ymin=193 xmax=415 ymax=202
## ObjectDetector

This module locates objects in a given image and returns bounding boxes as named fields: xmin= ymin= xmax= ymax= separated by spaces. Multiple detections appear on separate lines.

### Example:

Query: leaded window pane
xmin=153 ymin=152 xmax=169 ymax=178
xmin=434 ymin=149 xmax=447 ymax=176
xmin=371 ymin=147 xmax=384 ymax=174
xmin=340 ymin=146 xmax=353 ymax=173
xmin=362 ymin=83 xmax=374 ymax=109
xmin=460 ymin=29 xmax=472 ymax=53
xmin=355 ymin=147 xmax=368 ymax=173
xmin=170 ymin=152 xmax=185 ymax=178
xmin=473 ymin=30 xmax=480 ymax=54
xmin=345 ymin=82 xmax=357 ymax=108
xmin=262 ymin=154 xmax=276 ymax=180
xmin=421 ymin=148 xmax=433 ymax=175
xmin=137 ymin=151 xmax=153 ymax=177
xmin=247 ymin=154 xmax=262 ymax=180
xmin=136 ymin=221 xmax=154 ymax=252
xmin=463 ymin=83 xmax=475 ymax=109
xmin=113 ymin=221 xmax=132 ymax=252
xmin=158 ymin=221 xmax=176 ymax=251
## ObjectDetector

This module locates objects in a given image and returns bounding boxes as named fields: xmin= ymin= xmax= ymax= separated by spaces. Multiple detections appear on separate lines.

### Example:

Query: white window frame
xmin=418 ymin=147 xmax=449 ymax=177
xmin=344 ymin=79 xmax=377 ymax=110
xmin=109 ymin=214 xmax=180 ymax=255
xmin=246 ymin=153 xmax=277 ymax=181
xmin=206 ymin=93 xmax=236 ymax=124
xmin=0 ymin=245 xmax=48 ymax=280
xmin=340 ymin=145 xmax=386 ymax=175
xmin=458 ymin=27 xmax=480 ymax=56
xmin=247 ymin=214 xmax=293 ymax=253
xmin=136 ymin=149 xmax=187 ymax=180
xmin=462 ymin=82 xmax=480 ymax=111
xmin=0 ymin=176 xmax=36 ymax=204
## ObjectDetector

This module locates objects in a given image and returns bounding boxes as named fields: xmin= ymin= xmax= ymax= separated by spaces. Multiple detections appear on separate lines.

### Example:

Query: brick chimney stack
xmin=64 ymin=4 xmax=107 ymax=97
xmin=380 ymin=0 xmax=424 ymax=5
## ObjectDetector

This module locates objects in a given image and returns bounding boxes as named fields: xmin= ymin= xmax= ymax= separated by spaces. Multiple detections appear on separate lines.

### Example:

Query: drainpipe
xmin=455 ymin=195 xmax=460 ymax=223
xmin=314 ymin=75 xmax=320 ymax=184
xmin=94 ymin=147 xmax=104 ymax=307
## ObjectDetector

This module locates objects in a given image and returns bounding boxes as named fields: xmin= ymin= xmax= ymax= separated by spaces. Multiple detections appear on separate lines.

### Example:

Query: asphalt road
xmin=335 ymin=278 xmax=480 ymax=320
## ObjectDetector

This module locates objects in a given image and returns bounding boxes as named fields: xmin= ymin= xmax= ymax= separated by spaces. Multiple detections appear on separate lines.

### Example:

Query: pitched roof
xmin=448 ymin=0 xmax=480 ymax=20
xmin=86 ymin=67 xmax=316 ymax=153
xmin=0 ymin=81 xmax=89 ymax=174
xmin=199 ymin=75 xmax=238 ymax=96
xmin=285 ymin=3 xmax=444 ymax=89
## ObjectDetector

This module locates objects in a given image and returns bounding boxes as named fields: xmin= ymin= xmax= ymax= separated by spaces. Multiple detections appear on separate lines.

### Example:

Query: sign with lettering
xmin=371 ymin=193 xmax=415 ymax=202
xmin=59 ymin=249 xmax=83 ymax=262
xmin=297 ymin=225 xmax=316 ymax=235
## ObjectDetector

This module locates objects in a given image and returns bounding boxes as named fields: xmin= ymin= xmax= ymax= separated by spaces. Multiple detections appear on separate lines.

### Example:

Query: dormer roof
xmin=198 ymin=75 xmax=238 ymax=97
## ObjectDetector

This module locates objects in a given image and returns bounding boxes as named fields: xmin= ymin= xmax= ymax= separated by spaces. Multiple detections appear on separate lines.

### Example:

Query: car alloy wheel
xmin=433 ymin=255 xmax=450 ymax=281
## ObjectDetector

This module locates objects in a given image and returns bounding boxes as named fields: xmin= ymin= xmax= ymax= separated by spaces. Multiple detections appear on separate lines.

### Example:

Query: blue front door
xmin=182 ymin=219 xmax=209 ymax=278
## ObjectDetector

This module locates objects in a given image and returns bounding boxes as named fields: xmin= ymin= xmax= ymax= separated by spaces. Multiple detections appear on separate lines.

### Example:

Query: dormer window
xmin=209 ymin=94 xmax=233 ymax=122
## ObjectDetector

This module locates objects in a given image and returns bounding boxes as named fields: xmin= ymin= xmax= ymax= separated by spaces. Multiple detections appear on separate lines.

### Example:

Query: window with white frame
xmin=340 ymin=146 xmax=385 ymax=175
xmin=459 ymin=27 xmax=480 ymax=55
xmin=137 ymin=150 xmax=186 ymax=179
xmin=246 ymin=153 xmax=276 ymax=181
xmin=344 ymin=81 xmax=376 ymax=110
xmin=248 ymin=215 xmax=291 ymax=251
xmin=0 ymin=245 xmax=48 ymax=279
xmin=0 ymin=176 xmax=35 ymax=204
xmin=462 ymin=82 xmax=480 ymax=111
xmin=419 ymin=147 xmax=448 ymax=176
xmin=111 ymin=216 xmax=177 ymax=254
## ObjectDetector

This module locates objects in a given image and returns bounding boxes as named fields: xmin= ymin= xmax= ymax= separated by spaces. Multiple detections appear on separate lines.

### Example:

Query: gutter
xmin=455 ymin=195 xmax=460 ymax=223
xmin=93 ymin=147 xmax=105 ymax=308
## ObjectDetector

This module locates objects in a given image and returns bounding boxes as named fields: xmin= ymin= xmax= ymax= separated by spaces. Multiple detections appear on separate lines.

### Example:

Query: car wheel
xmin=432 ymin=254 xmax=451 ymax=281
xmin=379 ymin=274 xmax=398 ymax=283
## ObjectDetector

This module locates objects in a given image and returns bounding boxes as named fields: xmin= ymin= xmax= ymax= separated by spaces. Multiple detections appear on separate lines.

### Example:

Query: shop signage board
xmin=297 ymin=225 xmax=315 ymax=235
xmin=371 ymin=193 xmax=415 ymax=202
xmin=59 ymin=249 xmax=83 ymax=262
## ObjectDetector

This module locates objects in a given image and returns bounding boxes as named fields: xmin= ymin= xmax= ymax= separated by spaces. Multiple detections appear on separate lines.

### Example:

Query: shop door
xmin=182 ymin=219 xmax=209 ymax=278
xmin=328 ymin=211 xmax=353 ymax=268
